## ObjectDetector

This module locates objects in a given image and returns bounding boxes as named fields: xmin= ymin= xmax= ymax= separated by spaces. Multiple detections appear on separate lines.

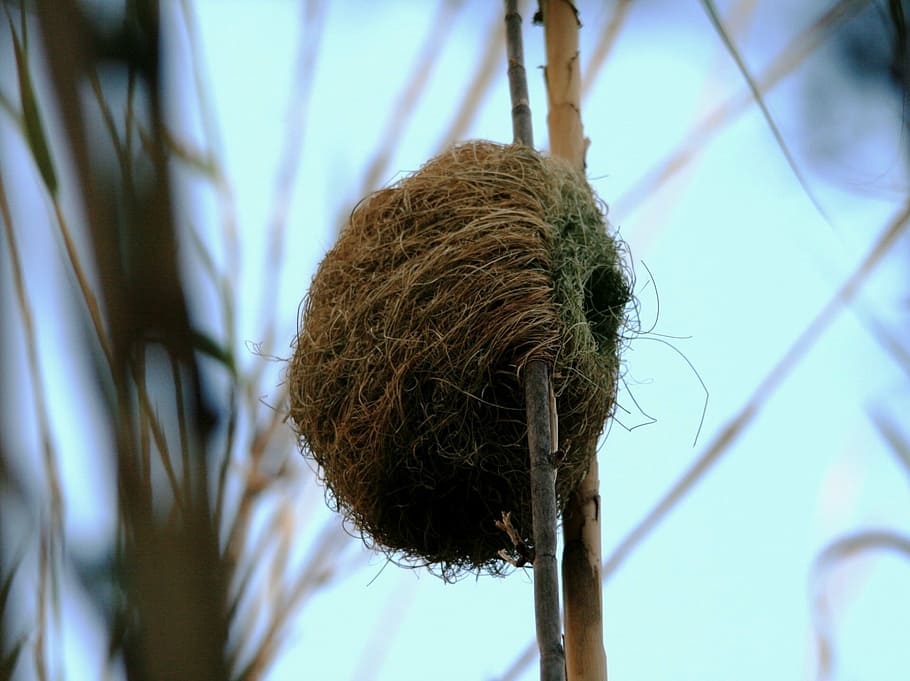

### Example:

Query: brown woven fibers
xmin=288 ymin=141 xmax=630 ymax=577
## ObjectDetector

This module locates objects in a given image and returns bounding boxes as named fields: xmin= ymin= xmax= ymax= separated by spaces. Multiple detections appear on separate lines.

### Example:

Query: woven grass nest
xmin=289 ymin=140 xmax=630 ymax=577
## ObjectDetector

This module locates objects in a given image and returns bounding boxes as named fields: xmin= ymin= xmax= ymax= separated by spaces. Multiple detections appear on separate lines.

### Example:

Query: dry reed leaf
xmin=810 ymin=530 xmax=910 ymax=681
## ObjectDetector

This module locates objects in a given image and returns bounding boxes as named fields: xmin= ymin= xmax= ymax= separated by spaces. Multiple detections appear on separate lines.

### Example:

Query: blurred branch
xmin=233 ymin=520 xmax=353 ymax=681
xmin=6 ymin=5 xmax=58 ymax=195
xmin=581 ymin=0 xmax=631 ymax=100
xmin=32 ymin=532 xmax=50 ymax=681
xmin=0 ymin=166 xmax=64 ymax=677
xmin=256 ymin=0 xmax=326 ymax=361
xmin=33 ymin=2 xmax=231 ymax=679
xmin=600 ymin=198 xmax=910 ymax=590
xmin=614 ymin=0 xmax=871 ymax=217
xmin=699 ymin=0 xmax=829 ymax=222
xmin=0 ymin=557 xmax=25 ymax=681
xmin=0 ymin=87 xmax=17 ymax=123
xmin=853 ymin=303 xmax=910 ymax=383
xmin=868 ymin=409 xmax=910 ymax=482
xmin=178 ymin=0 xmax=225 ymax=157
xmin=0 ymin=3 xmax=367 ymax=681
xmin=810 ymin=529 xmax=910 ymax=681
xmin=435 ymin=1 xmax=515 ymax=150
xmin=49 ymin=199 xmax=115 ymax=367
xmin=350 ymin=0 xmax=466 ymax=205
xmin=0 ymin=169 xmax=63 ymax=537
xmin=349 ymin=577 xmax=414 ymax=681
xmin=177 ymin=0 xmax=241 ymax=298
xmin=88 ymin=69 xmax=132 ymax=191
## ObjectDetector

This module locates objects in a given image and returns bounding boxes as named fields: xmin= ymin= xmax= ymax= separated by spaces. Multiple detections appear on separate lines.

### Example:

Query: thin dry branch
xmin=49 ymin=199 xmax=114 ymax=369
xmin=173 ymin=6 xmax=243 ymax=503
xmin=257 ymin=0 xmax=326 ymax=358
xmin=33 ymin=532 xmax=50 ymax=681
xmin=223 ymin=396 xmax=292 ymax=563
xmin=581 ymin=0 xmax=631 ymax=100
xmin=356 ymin=0 xmax=466 ymax=197
xmin=178 ymin=0 xmax=240 ymax=284
xmin=0 ymin=171 xmax=64 ymax=537
xmin=614 ymin=0 xmax=871 ymax=217
xmin=435 ymin=3 xmax=511 ymax=150
xmin=699 ymin=0 xmax=829 ymax=222
xmin=868 ymin=409 xmax=910 ymax=482
xmin=234 ymin=522 xmax=353 ymax=681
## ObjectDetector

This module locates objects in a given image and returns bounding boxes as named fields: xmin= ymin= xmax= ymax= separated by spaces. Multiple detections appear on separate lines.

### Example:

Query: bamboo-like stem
xmin=505 ymin=0 xmax=533 ymax=147
xmin=542 ymin=0 xmax=585 ymax=168
xmin=524 ymin=361 xmax=564 ymax=681
xmin=541 ymin=2 xmax=607 ymax=680
xmin=505 ymin=3 xmax=563 ymax=680
xmin=561 ymin=458 xmax=606 ymax=681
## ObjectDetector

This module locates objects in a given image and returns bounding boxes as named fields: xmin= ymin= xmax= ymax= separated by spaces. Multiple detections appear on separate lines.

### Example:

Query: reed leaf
xmin=6 ymin=10 xmax=57 ymax=195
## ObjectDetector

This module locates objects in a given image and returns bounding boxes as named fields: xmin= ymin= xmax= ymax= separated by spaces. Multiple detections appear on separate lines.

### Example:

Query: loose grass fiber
xmin=289 ymin=141 xmax=630 ymax=577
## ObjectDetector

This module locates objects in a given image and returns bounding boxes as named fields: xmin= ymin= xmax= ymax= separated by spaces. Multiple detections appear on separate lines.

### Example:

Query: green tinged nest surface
xmin=288 ymin=141 xmax=630 ymax=578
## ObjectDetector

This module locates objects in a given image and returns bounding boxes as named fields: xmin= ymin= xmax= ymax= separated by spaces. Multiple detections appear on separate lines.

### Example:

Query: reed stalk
xmin=505 ymin=2 xmax=563 ymax=679
xmin=540 ymin=1 xmax=608 ymax=679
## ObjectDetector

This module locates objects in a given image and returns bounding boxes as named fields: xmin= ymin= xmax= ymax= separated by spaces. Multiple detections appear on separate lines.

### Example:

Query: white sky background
xmin=1 ymin=0 xmax=909 ymax=680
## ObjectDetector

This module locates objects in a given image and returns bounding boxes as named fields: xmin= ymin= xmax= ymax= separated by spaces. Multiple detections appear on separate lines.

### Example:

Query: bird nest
xmin=288 ymin=140 xmax=630 ymax=578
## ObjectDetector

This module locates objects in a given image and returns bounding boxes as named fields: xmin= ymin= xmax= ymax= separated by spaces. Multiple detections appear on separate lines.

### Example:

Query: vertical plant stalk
xmin=561 ymin=460 xmax=606 ymax=681
xmin=505 ymin=3 xmax=563 ymax=680
xmin=0 ymin=173 xmax=64 ymax=538
xmin=541 ymin=1 xmax=608 ymax=680
xmin=505 ymin=0 xmax=534 ymax=147
xmin=542 ymin=0 xmax=585 ymax=168
xmin=524 ymin=361 xmax=564 ymax=681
